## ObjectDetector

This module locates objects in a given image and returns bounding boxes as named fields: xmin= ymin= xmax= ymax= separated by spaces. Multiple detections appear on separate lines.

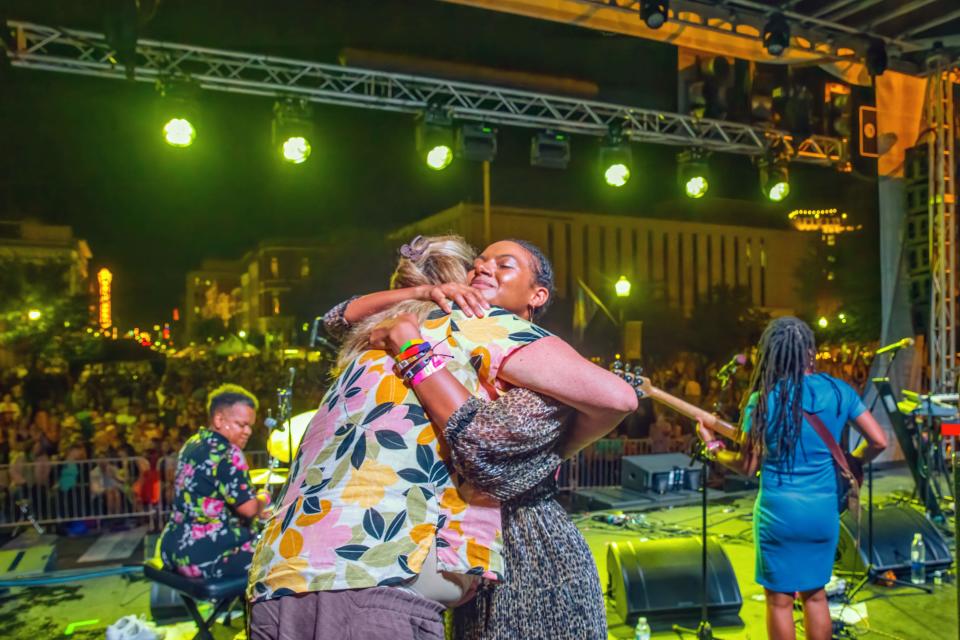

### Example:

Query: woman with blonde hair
xmin=249 ymin=234 xmax=634 ymax=640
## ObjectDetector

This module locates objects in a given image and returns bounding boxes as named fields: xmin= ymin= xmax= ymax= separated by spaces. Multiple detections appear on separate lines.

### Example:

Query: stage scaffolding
xmin=4 ymin=21 xmax=843 ymax=166
xmin=926 ymin=62 xmax=959 ymax=394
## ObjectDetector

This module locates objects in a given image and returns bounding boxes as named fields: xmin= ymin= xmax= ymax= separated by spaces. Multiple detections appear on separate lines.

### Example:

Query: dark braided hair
xmin=744 ymin=316 xmax=817 ymax=468
xmin=507 ymin=238 xmax=555 ymax=320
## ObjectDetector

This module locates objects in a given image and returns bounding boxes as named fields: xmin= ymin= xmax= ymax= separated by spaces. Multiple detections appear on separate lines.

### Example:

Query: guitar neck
xmin=646 ymin=387 xmax=741 ymax=442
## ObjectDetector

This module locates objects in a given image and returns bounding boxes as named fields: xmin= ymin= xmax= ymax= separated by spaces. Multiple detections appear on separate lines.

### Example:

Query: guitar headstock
xmin=610 ymin=361 xmax=652 ymax=398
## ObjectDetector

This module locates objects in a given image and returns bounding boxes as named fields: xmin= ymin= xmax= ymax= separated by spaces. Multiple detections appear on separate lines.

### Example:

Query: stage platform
xmin=0 ymin=466 xmax=954 ymax=639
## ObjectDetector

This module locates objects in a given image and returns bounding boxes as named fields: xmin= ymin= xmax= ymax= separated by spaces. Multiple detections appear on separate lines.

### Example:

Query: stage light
xmin=281 ymin=136 xmax=311 ymax=164
xmin=762 ymin=13 xmax=790 ymax=57
xmin=416 ymin=107 xmax=455 ymax=171
xmin=759 ymin=151 xmax=791 ymax=202
xmin=615 ymin=276 xmax=632 ymax=298
xmin=27 ymin=309 xmax=41 ymax=321
xmin=678 ymin=150 xmax=710 ymax=199
xmin=273 ymin=100 xmax=314 ymax=165
xmin=163 ymin=117 xmax=195 ymax=147
xmin=817 ymin=316 xmax=828 ymax=329
xmin=866 ymin=39 xmax=888 ymax=77
xmin=457 ymin=124 xmax=497 ymax=162
xmin=640 ymin=1 xmax=669 ymax=29
xmin=839 ymin=313 xmax=848 ymax=324
xmin=600 ymin=127 xmax=632 ymax=188
xmin=531 ymin=131 xmax=571 ymax=169
xmin=157 ymin=79 xmax=199 ymax=148
xmin=426 ymin=145 xmax=453 ymax=170
xmin=238 ymin=330 xmax=247 ymax=339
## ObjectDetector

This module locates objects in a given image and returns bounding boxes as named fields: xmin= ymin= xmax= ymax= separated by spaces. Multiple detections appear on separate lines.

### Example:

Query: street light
xmin=615 ymin=275 xmax=632 ymax=298
xmin=27 ymin=309 xmax=41 ymax=321
xmin=817 ymin=316 xmax=828 ymax=329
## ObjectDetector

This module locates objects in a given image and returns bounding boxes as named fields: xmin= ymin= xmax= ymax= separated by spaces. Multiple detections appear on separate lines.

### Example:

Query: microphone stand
xmin=672 ymin=441 xmax=723 ymax=640
xmin=845 ymin=347 xmax=930 ymax=600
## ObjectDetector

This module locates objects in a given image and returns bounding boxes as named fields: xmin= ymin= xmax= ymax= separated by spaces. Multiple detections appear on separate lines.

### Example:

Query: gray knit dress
xmin=446 ymin=389 xmax=607 ymax=640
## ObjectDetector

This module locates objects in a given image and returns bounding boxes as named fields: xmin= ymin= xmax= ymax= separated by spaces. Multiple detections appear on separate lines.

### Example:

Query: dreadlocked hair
xmin=743 ymin=316 xmax=817 ymax=469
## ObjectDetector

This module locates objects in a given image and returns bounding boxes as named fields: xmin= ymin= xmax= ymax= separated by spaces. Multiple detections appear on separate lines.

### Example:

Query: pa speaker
xmin=835 ymin=505 xmax=953 ymax=576
xmin=621 ymin=453 xmax=694 ymax=493
xmin=607 ymin=536 xmax=743 ymax=631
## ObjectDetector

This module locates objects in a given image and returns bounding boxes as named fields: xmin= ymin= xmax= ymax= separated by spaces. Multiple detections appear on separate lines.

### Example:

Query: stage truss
xmin=926 ymin=62 xmax=959 ymax=394
xmin=4 ymin=21 xmax=844 ymax=165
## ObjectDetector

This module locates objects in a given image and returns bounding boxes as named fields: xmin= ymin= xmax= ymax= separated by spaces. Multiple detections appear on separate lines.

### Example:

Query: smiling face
xmin=469 ymin=240 xmax=549 ymax=320
xmin=211 ymin=402 xmax=256 ymax=450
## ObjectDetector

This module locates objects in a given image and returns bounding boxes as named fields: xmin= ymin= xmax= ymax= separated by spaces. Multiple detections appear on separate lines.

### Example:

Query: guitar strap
xmin=804 ymin=410 xmax=862 ymax=549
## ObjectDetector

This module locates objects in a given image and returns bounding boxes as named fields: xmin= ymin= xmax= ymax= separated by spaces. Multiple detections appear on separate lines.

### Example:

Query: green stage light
xmin=417 ymin=108 xmax=455 ymax=171
xmin=768 ymin=180 xmax=790 ymax=202
xmin=685 ymin=175 xmax=709 ymax=198
xmin=163 ymin=118 xmax=195 ymax=147
xmin=426 ymin=144 xmax=454 ymax=170
xmin=604 ymin=163 xmax=630 ymax=187
xmin=817 ymin=316 xmax=828 ymax=328
xmin=282 ymin=136 xmax=312 ymax=164
xmin=600 ymin=127 xmax=632 ymax=188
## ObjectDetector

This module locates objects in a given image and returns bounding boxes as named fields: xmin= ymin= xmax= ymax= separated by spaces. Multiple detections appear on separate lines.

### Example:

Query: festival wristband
xmin=397 ymin=347 xmax=433 ymax=371
xmin=411 ymin=358 xmax=446 ymax=387
xmin=257 ymin=490 xmax=272 ymax=506
xmin=401 ymin=353 xmax=438 ymax=380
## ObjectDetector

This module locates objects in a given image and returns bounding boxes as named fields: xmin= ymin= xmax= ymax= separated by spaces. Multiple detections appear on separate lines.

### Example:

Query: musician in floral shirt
xmin=159 ymin=384 xmax=269 ymax=579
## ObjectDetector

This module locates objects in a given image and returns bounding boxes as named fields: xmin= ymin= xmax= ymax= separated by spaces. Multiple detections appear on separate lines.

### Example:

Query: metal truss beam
xmin=926 ymin=62 xmax=958 ymax=393
xmin=4 ymin=21 xmax=844 ymax=166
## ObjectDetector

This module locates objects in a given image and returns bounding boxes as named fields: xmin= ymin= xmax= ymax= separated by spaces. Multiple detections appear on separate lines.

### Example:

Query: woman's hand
xmin=695 ymin=419 xmax=714 ymax=445
xmin=369 ymin=313 xmax=422 ymax=356
xmin=423 ymin=282 xmax=490 ymax=317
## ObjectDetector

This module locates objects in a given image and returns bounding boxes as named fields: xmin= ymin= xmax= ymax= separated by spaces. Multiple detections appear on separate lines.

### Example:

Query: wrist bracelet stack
xmin=395 ymin=339 xmax=447 ymax=387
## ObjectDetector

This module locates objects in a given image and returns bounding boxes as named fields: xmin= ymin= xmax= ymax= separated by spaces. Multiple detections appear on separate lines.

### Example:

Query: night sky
xmin=0 ymin=0 xmax=878 ymax=327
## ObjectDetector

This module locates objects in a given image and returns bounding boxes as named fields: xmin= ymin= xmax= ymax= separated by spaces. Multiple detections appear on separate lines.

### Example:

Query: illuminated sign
xmin=97 ymin=268 xmax=113 ymax=329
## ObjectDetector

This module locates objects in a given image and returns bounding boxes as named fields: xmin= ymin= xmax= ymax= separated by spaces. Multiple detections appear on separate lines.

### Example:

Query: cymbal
xmin=250 ymin=468 xmax=288 ymax=485
xmin=267 ymin=411 xmax=315 ymax=463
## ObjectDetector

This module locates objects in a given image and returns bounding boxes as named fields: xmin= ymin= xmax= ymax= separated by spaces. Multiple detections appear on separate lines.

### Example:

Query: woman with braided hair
xmin=697 ymin=316 xmax=887 ymax=640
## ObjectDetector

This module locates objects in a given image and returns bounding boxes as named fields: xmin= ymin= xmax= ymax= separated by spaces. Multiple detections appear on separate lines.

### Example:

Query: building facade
xmin=0 ymin=220 xmax=92 ymax=296
xmin=183 ymin=239 xmax=329 ymax=347
xmin=392 ymin=203 xmax=814 ymax=317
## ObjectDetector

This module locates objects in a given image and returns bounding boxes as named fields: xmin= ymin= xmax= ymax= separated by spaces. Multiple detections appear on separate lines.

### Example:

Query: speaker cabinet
xmin=835 ymin=505 xmax=953 ymax=576
xmin=621 ymin=453 xmax=694 ymax=493
xmin=607 ymin=537 xmax=743 ymax=631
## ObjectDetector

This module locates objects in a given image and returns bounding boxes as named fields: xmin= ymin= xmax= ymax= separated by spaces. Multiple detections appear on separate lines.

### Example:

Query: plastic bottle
xmin=910 ymin=532 xmax=926 ymax=585
xmin=634 ymin=616 xmax=651 ymax=640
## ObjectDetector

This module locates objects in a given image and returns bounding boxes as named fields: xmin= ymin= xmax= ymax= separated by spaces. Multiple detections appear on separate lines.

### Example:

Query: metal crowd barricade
xmin=0 ymin=456 xmax=159 ymax=530
xmin=556 ymin=438 xmax=653 ymax=492
xmin=0 ymin=440 xmax=646 ymax=529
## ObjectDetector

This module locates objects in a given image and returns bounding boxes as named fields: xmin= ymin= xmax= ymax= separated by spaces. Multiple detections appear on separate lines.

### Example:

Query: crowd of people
xmin=0 ymin=355 xmax=331 ymax=527
xmin=0 ymin=336 xmax=876 ymax=529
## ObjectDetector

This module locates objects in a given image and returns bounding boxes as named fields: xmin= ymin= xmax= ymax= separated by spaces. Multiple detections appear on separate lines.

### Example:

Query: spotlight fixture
xmin=600 ymin=126 xmax=632 ymax=188
xmin=457 ymin=124 xmax=497 ymax=162
xmin=272 ymin=99 xmax=314 ymax=164
xmin=416 ymin=107 xmax=454 ymax=171
xmin=866 ymin=38 xmax=888 ymax=76
xmin=530 ymin=131 xmax=571 ymax=169
xmin=762 ymin=13 xmax=790 ymax=57
xmin=157 ymin=79 xmax=198 ymax=148
xmin=640 ymin=1 xmax=669 ymax=30
xmin=678 ymin=149 xmax=710 ymax=199
xmin=757 ymin=140 xmax=791 ymax=201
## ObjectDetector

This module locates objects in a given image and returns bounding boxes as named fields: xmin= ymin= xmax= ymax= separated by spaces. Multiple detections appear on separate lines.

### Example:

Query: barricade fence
xmin=0 ymin=440 xmax=654 ymax=529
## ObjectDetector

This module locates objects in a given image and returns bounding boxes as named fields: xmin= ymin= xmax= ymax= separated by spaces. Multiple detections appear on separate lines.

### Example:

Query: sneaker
xmin=106 ymin=615 xmax=163 ymax=640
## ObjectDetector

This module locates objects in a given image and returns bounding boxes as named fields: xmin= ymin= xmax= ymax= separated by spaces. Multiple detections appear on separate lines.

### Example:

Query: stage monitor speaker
xmin=607 ymin=536 xmax=742 ymax=631
xmin=835 ymin=505 xmax=953 ymax=576
xmin=621 ymin=453 xmax=694 ymax=493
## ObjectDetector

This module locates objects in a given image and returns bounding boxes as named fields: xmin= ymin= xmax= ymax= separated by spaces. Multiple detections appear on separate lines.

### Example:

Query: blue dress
xmin=744 ymin=373 xmax=866 ymax=593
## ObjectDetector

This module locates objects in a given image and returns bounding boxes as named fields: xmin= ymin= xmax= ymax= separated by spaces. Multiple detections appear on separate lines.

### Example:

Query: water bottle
xmin=634 ymin=616 xmax=651 ymax=640
xmin=910 ymin=533 xmax=926 ymax=585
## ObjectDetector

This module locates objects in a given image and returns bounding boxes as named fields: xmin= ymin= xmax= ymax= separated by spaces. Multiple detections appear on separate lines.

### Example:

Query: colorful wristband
xmin=410 ymin=357 xmax=446 ymax=387
xmin=398 ymin=338 xmax=426 ymax=356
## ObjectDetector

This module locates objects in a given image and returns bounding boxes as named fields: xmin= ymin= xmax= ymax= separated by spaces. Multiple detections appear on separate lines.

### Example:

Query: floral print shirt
xmin=248 ymin=307 xmax=549 ymax=601
xmin=159 ymin=427 xmax=257 ymax=578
